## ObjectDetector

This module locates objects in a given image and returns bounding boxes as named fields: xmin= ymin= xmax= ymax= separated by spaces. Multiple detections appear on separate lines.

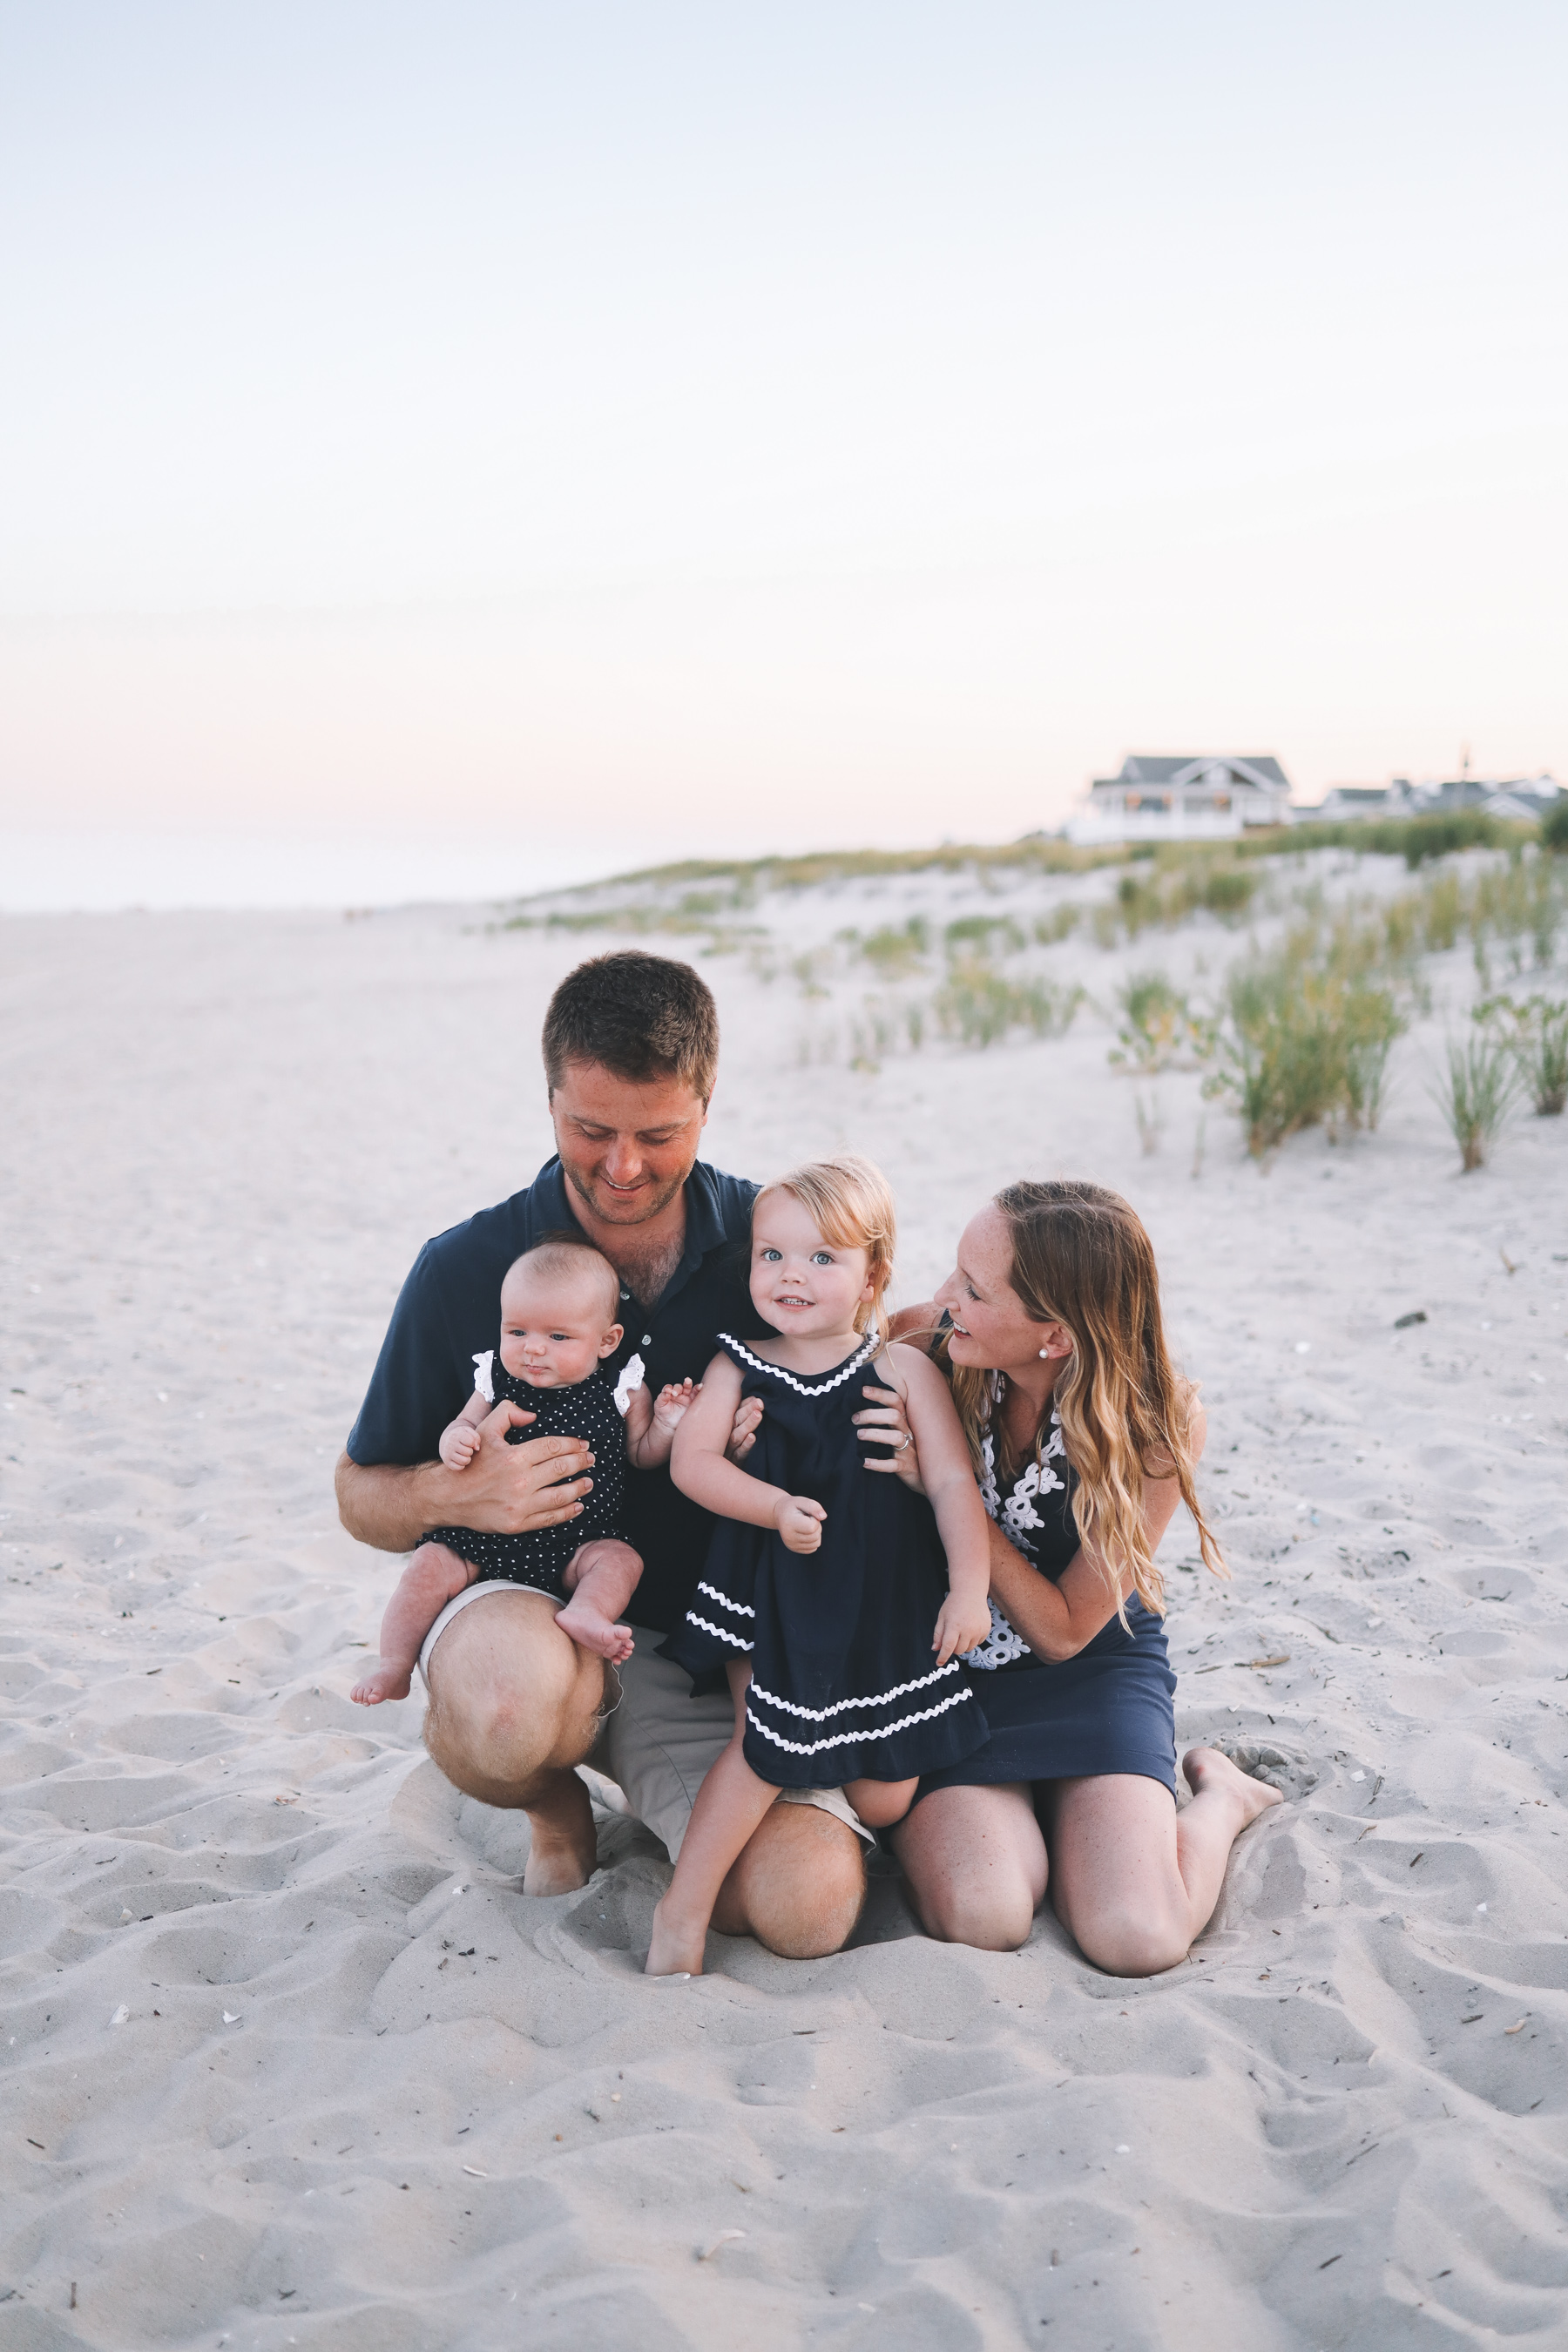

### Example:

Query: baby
xmin=350 ymin=1234 xmax=696 ymax=1704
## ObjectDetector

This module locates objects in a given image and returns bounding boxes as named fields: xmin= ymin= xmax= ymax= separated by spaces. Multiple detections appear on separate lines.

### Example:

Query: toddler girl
xmin=646 ymin=1156 xmax=992 ymax=1977
xmin=351 ymin=1234 xmax=695 ymax=1704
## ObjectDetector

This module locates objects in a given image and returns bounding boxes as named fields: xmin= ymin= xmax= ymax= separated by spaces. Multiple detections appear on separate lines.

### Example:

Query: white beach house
xmin=1064 ymin=754 xmax=1293 ymax=845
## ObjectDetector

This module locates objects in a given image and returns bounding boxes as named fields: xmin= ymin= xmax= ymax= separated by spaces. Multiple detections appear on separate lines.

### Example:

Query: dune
xmin=3 ymin=857 xmax=1566 ymax=2345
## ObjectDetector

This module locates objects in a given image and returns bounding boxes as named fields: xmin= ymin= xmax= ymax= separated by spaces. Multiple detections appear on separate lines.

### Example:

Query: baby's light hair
xmin=761 ymin=1154 xmax=897 ymax=1338
xmin=502 ymin=1233 xmax=621 ymax=1328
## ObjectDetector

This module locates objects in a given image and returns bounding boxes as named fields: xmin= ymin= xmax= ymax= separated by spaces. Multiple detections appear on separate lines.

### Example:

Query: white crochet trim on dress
xmin=963 ymin=1395 xmax=1063 ymax=1669
xmin=696 ymin=1579 xmax=755 ymax=1619
xmin=717 ymin=1331 xmax=881 ymax=1396
xmin=686 ymin=1613 xmax=754 ymax=1651
xmin=961 ymin=1598 xmax=1032 ymax=1672
xmin=612 ymin=1354 xmax=645 ymax=1416
xmin=745 ymin=1683 xmax=973 ymax=1756
xmin=471 ymin=1350 xmax=496 ymax=1403
xmin=748 ymin=1657 xmax=958 ymax=1722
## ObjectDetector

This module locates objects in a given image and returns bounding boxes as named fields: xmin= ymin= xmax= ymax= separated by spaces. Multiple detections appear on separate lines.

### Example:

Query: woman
xmin=855 ymin=1179 xmax=1279 ymax=1977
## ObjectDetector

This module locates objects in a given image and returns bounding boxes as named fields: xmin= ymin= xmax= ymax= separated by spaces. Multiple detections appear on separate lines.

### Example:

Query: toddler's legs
xmin=351 ymin=1542 xmax=477 ymax=1706
xmin=646 ymin=1662 xmax=779 ymax=1977
xmin=555 ymin=1538 xmax=643 ymax=1664
xmin=844 ymin=1775 xmax=919 ymax=1830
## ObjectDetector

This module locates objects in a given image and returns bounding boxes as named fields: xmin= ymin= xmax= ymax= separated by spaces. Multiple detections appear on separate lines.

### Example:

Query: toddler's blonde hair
xmin=761 ymin=1154 xmax=897 ymax=1340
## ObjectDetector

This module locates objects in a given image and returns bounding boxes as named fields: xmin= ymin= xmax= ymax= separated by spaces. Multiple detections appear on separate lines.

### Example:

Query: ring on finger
xmin=895 ymin=1432 xmax=912 ymax=1453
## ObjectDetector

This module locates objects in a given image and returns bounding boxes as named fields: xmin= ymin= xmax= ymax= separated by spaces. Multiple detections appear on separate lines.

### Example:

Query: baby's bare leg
xmin=646 ymin=1663 xmax=779 ymax=1977
xmin=351 ymin=1543 xmax=477 ymax=1705
xmin=554 ymin=1538 xmax=642 ymax=1665
xmin=844 ymin=1774 xmax=919 ymax=1829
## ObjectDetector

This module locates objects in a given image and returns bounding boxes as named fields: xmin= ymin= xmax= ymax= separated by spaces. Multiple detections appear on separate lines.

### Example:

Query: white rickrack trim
xmin=717 ymin=1330 xmax=881 ymax=1396
xmin=696 ymin=1578 xmax=755 ymax=1619
xmin=748 ymin=1658 xmax=958 ymax=1722
xmin=471 ymin=1349 xmax=496 ymax=1404
xmin=745 ymin=1684 xmax=973 ymax=1757
xmin=685 ymin=1612 xmax=754 ymax=1651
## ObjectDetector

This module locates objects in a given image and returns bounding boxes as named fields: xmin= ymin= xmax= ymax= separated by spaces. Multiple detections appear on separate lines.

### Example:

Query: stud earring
xmin=1038 ymin=1347 xmax=1050 ymax=1359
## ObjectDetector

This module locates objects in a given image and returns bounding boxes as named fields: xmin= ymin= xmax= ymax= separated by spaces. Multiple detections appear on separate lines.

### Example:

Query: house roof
xmin=1113 ymin=754 xmax=1291 ymax=794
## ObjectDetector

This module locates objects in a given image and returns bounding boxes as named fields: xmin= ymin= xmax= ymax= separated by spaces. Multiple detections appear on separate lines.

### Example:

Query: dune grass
xmin=1431 ymin=1033 xmax=1521 ymax=1171
xmin=1474 ymin=996 xmax=1568 ymax=1117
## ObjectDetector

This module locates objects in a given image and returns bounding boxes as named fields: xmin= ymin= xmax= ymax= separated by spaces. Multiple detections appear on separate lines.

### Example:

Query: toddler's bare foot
xmin=351 ymin=1660 xmax=413 ymax=1705
xmin=645 ymin=1894 xmax=707 ymax=1977
xmin=1182 ymin=1744 xmax=1285 ymax=1827
xmin=555 ymin=1596 xmax=635 ymax=1663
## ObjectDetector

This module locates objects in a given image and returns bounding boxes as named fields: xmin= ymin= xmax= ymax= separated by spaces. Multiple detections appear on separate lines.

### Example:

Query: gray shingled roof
xmin=1107 ymin=754 xmax=1291 ymax=793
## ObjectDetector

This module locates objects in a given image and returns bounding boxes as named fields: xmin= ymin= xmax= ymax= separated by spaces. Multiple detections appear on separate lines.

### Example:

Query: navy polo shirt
xmin=346 ymin=1156 xmax=765 ymax=1632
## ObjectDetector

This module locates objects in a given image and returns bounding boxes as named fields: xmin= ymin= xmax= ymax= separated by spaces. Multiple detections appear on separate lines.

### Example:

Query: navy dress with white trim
xmin=660 ymin=1333 xmax=989 ymax=1788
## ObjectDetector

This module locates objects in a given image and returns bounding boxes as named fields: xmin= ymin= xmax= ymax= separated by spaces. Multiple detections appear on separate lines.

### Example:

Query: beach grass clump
xmin=1111 ymin=971 xmax=1218 ymax=1072
xmin=935 ymin=959 xmax=1084 ymax=1049
xmin=855 ymin=917 xmax=931 ymax=978
xmin=1207 ymin=945 xmax=1407 ymax=1155
xmin=1430 ymin=1032 xmax=1521 ymax=1170
xmin=1543 ymin=801 xmax=1568 ymax=854
xmin=1096 ymin=856 xmax=1260 ymax=945
xmin=944 ymin=913 xmax=1026 ymax=957
xmin=1474 ymin=995 xmax=1568 ymax=1117
xmin=1033 ymin=904 xmax=1082 ymax=944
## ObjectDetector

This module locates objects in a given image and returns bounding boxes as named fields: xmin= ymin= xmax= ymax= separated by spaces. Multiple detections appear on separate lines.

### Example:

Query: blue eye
xmin=760 ymin=1247 xmax=781 ymax=1261
xmin=811 ymin=1251 xmax=833 ymax=1265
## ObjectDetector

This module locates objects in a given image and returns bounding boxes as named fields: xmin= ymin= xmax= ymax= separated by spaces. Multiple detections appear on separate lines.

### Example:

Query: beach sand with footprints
xmin=3 ymin=848 xmax=1567 ymax=2345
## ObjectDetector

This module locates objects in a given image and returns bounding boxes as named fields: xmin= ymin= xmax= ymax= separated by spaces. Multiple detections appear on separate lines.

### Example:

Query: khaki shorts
xmin=418 ymin=1584 xmax=872 ymax=1862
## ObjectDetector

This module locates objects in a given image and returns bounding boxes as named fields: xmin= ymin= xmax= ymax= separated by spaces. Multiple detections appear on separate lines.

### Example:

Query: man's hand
xmin=773 ymin=1493 xmax=826 ymax=1554
xmin=932 ymin=1590 xmax=993 ymax=1667
xmin=726 ymin=1396 xmax=764 ymax=1465
xmin=446 ymin=1399 xmax=595 ymax=1535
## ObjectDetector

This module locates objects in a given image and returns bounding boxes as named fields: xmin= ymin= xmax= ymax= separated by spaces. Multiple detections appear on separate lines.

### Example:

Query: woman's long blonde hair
xmin=765 ymin=1154 xmax=896 ymax=1342
xmin=943 ymin=1179 xmax=1225 ymax=1616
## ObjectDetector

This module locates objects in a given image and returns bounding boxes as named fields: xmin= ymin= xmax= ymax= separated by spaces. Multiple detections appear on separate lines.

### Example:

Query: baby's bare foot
xmin=645 ymin=1894 xmax=706 ymax=1977
xmin=351 ymin=1661 xmax=413 ymax=1705
xmin=555 ymin=1597 xmax=635 ymax=1663
xmin=1182 ymin=1744 xmax=1285 ymax=1826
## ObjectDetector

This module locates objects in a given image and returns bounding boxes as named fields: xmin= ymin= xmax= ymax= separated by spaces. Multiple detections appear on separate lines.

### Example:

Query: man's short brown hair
xmin=542 ymin=951 xmax=720 ymax=1102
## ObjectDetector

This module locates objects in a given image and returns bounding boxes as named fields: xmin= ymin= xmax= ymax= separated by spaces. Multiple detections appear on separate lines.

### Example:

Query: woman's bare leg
xmin=1046 ymin=1747 xmax=1281 ymax=1977
xmin=646 ymin=1664 xmax=779 ymax=1977
xmin=352 ymin=1543 xmax=476 ymax=1705
xmin=891 ymin=1782 xmax=1048 ymax=1950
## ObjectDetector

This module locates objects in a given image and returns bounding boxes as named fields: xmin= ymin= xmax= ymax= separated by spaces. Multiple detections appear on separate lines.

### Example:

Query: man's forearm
xmin=335 ymin=1452 xmax=452 ymax=1553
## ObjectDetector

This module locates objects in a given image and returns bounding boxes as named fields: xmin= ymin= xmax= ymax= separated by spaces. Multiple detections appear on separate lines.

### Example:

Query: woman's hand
xmin=726 ymin=1395 xmax=764 ymax=1465
xmin=853 ymin=1383 xmax=924 ymax=1490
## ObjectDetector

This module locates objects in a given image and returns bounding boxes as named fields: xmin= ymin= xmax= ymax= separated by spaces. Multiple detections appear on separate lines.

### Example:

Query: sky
xmin=3 ymin=2 xmax=1565 ymax=904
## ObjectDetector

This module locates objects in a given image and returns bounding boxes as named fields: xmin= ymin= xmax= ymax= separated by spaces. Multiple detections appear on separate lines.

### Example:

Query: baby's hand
xmin=652 ymin=1378 xmax=700 ymax=1433
xmin=774 ymin=1494 xmax=826 ymax=1554
xmin=439 ymin=1423 xmax=479 ymax=1470
xmin=932 ymin=1592 xmax=993 ymax=1667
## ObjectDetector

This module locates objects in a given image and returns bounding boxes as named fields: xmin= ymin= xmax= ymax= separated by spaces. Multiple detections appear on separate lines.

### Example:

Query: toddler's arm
xmin=437 ymin=1389 xmax=491 ymax=1470
xmin=671 ymin=1355 xmax=826 ymax=1553
xmin=884 ymin=1345 xmax=994 ymax=1663
xmin=624 ymin=1378 xmax=702 ymax=1470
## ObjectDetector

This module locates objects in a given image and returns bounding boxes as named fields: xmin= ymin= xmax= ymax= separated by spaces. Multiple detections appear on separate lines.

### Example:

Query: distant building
xmin=1308 ymin=781 xmax=1416 ymax=823
xmin=1294 ymin=772 xmax=1561 ymax=825
xmin=1065 ymin=754 xmax=1292 ymax=845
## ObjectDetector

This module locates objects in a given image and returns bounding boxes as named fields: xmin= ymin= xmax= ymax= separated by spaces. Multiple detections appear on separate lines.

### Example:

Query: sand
xmin=3 ymin=867 xmax=1567 ymax=2349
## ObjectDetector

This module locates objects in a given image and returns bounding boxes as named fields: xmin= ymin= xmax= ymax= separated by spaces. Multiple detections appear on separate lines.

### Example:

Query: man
xmin=335 ymin=950 xmax=870 ymax=1956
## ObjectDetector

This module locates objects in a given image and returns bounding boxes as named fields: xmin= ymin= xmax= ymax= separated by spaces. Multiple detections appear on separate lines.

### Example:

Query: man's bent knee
xmin=422 ymin=1595 xmax=605 ymax=1807
xmin=915 ymin=1876 xmax=1037 ymax=1953
xmin=715 ymin=1805 xmax=866 ymax=1959
xmin=1066 ymin=1904 xmax=1189 ymax=1978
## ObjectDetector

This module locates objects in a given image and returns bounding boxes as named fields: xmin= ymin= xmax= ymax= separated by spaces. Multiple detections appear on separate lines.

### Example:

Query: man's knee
xmin=423 ymin=1605 xmax=604 ymax=1802
xmin=717 ymin=1804 xmax=866 ymax=1959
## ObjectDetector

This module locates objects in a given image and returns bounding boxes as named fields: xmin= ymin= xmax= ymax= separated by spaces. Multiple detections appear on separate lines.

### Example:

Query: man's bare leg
xmin=713 ymin=1804 xmax=867 ymax=1958
xmin=352 ymin=1542 xmax=476 ymax=1707
xmin=422 ymin=1587 xmax=607 ymax=1896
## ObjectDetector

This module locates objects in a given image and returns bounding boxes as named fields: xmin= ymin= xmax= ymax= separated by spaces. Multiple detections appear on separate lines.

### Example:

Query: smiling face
xmin=497 ymin=1262 xmax=623 ymax=1389
xmin=935 ymin=1204 xmax=1072 ymax=1377
xmin=549 ymin=1059 xmax=709 ymax=1230
xmin=749 ymin=1188 xmax=875 ymax=1343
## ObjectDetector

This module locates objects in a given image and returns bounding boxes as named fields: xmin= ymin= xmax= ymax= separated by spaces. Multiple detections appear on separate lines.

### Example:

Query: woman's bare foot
xmin=645 ymin=1894 xmax=707 ymax=1977
xmin=554 ymin=1596 xmax=635 ymax=1663
xmin=1182 ymin=1744 xmax=1286 ymax=1827
xmin=351 ymin=1659 xmax=413 ymax=1705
